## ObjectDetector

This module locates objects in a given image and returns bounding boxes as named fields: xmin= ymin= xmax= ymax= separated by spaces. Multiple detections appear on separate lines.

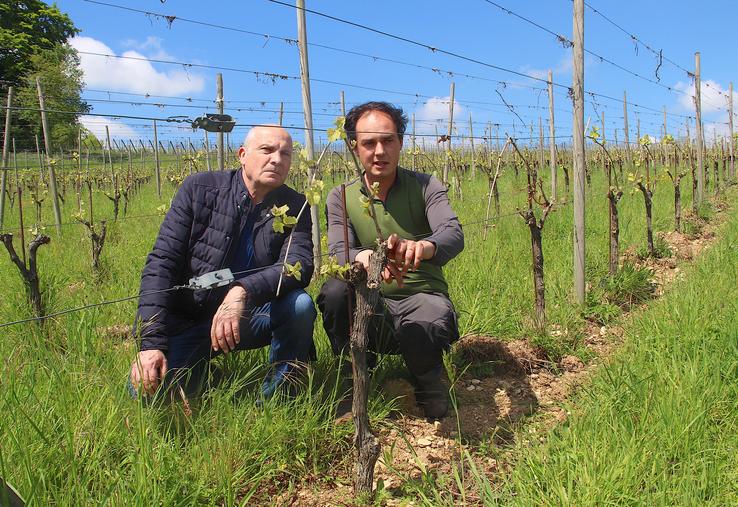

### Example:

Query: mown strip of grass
xmin=496 ymin=203 xmax=738 ymax=505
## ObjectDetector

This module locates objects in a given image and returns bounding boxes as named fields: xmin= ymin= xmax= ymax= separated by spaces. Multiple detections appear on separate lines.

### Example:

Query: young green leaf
xmin=271 ymin=204 xmax=289 ymax=217
xmin=327 ymin=116 xmax=347 ymax=143
xmin=272 ymin=219 xmax=285 ymax=234
xmin=283 ymin=261 xmax=302 ymax=281
xmin=305 ymin=179 xmax=324 ymax=206
xmin=319 ymin=256 xmax=351 ymax=279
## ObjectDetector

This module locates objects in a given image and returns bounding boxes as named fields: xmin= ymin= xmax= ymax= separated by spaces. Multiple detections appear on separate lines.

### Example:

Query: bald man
xmin=130 ymin=126 xmax=316 ymax=400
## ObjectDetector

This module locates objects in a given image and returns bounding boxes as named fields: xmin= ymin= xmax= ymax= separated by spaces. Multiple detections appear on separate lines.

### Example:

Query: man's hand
xmin=356 ymin=248 xmax=402 ymax=285
xmin=355 ymin=235 xmax=436 ymax=287
xmin=386 ymin=234 xmax=436 ymax=274
xmin=210 ymin=284 xmax=248 ymax=353
xmin=130 ymin=349 xmax=168 ymax=395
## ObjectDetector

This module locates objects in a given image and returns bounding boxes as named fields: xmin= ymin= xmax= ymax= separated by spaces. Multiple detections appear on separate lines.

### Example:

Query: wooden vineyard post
xmin=36 ymin=77 xmax=62 ymax=235
xmin=76 ymin=128 xmax=82 ymax=212
xmin=468 ymin=114 xmax=476 ymax=179
xmin=217 ymin=73 xmax=225 ymax=171
xmin=443 ymin=82 xmax=455 ymax=187
xmin=548 ymin=70 xmax=557 ymax=200
xmin=1 ymin=233 xmax=51 ymax=320
xmin=153 ymin=120 xmax=161 ymax=198
xmin=204 ymin=130 xmax=212 ymax=171
xmin=105 ymin=125 xmax=115 ymax=186
xmin=297 ymin=0 xmax=322 ymax=271
xmin=139 ymin=139 xmax=146 ymax=175
xmin=124 ymin=146 xmax=132 ymax=215
xmin=11 ymin=140 xmax=27 ymax=264
xmin=340 ymin=91 xmax=347 ymax=165
xmin=713 ymin=134 xmax=720 ymax=195
xmin=34 ymin=135 xmax=43 ymax=182
xmin=171 ymin=141 xmax=180 ymax=174
xmin=86 ymin=148 xmax=93 ymax=225
xmin=572 ymin=0 xmax=586 ymax=305
xmin=662 ymin=107 xmax=668 ymax=165
xmin=600 ymin=111 xmax=606 ymax=173
xmin=636 ymin=116 xmax=641 ymax=150
xmin=0 ymin=86 xmax=12 ymax=230
xmin=694 ymin=52 xmax=704 ymax=208
xmin=278 ymin=101 xmax=284 ymax=126
xmin=187 ymin=140 xmax=197 ymax=175
xmin=729 ymin=82 xmax=735 ymax=182
xmin=720 ymin=138 xmax=726 ymax=190
xmin=623 ymin=91 xmax=631 ymax=179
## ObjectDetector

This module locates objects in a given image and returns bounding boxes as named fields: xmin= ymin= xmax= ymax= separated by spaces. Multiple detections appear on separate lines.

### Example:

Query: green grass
xmin=599 ymin=262 xmax=657 ymax=308
xmin=0 ymin=149 xmax=733 ymax=504
xmin=491 ymin=201 xmax=738 ymax=505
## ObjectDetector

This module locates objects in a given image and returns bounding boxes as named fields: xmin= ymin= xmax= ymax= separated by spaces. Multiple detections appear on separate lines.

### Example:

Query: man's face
xmin=353 ymin=110 xmax=403 ymax=180
xmin=239 ymin=127 xmax=293 ymax=194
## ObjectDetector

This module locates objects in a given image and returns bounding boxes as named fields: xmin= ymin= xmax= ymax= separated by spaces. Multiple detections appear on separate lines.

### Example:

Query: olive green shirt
xmin=325 ymin=167 xmax=464 ymax=299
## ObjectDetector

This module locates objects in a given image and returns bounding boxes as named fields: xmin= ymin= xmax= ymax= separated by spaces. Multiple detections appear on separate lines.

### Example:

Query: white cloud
xmin=80 ymin=115 xmax=139 ymax=142
xmin=69 ymin=36 xmax=205 ymax=95
xmin=673 ymin=79 xmax=735 ymax=115
xmin=672 ymin=79 xmax=737 ymax=141
xmin=121 ymin=36 xmax=174 ymax=61
xmin=412 ymin=96 xmax=466 ymax=137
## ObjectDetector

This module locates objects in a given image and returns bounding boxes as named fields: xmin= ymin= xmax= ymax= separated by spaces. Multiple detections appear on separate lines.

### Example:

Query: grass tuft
xmin=600 ymin=262 xmax=657 ymax=308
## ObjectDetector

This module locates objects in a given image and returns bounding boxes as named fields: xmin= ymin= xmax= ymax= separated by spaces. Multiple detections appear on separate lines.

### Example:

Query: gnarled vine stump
xmin=1 ymin=233 xmax=50 ymax=320
xmin=347 ymin=242 xmax=387 ymax=497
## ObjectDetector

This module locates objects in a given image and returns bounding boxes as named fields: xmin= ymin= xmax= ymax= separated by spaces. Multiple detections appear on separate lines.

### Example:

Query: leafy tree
xmin=14 ymin=44 xmax=90 ymax=150
xmin=0 ymin=0 xmax=78 ymax=87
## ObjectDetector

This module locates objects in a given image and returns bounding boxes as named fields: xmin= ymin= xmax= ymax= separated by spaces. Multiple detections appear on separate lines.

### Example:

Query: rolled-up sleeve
xmin=422 ymin=175 xmax=464 ymax=266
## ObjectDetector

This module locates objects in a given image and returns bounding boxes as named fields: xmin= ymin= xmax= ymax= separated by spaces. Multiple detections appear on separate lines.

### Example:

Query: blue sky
xmin=57 ymin=0 xmax=737 ymax=147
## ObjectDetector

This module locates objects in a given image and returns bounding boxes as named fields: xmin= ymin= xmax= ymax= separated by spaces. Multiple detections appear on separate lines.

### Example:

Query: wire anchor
xmin=182 ymin=268 xmax=235 ymax=290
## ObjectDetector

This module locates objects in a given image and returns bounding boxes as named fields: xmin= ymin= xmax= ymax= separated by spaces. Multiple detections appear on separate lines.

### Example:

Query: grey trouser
xmin=317 ymin=278 xmax=459 ymax=376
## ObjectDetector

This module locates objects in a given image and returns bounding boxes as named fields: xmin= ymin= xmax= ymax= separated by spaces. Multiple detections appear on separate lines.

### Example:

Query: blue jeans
xmin=135 ymin=289 xmax=316 ymax=399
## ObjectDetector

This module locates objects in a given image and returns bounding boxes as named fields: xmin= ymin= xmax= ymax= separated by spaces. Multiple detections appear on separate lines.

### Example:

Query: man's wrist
xmin=420 ymin=240 xmax=436 ymax=260
xmin=231 ymin=282 xmax=249 ymax=299
xmin=138 ymin=348 xmax=165 ymax=359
